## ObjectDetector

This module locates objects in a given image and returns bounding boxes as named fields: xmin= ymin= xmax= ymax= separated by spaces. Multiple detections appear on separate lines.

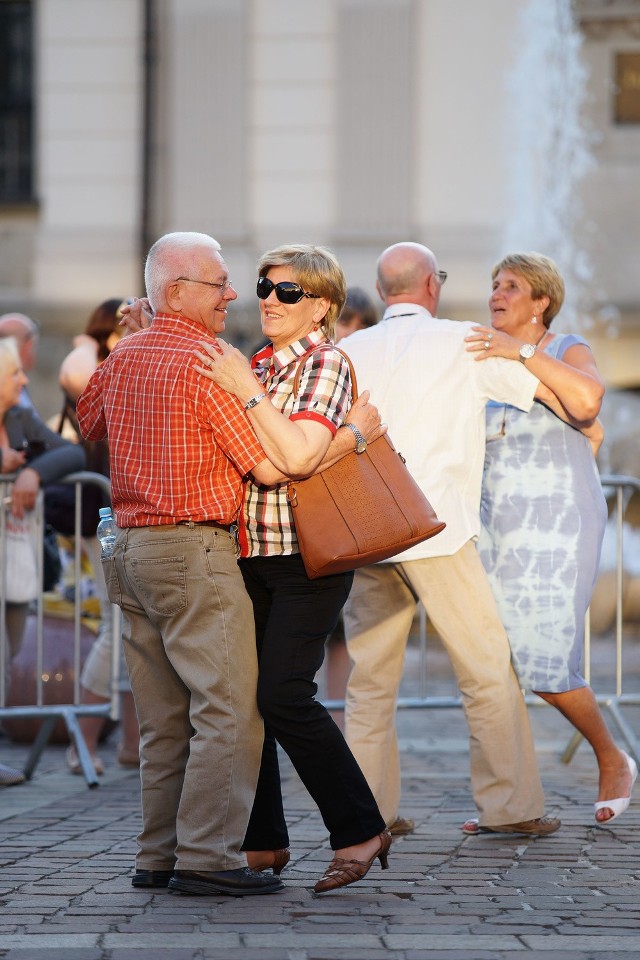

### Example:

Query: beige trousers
xmin=104 ymin=523 xmax=263 ymax=872
xmin=343 ymin=541 xmax=545 ymax=827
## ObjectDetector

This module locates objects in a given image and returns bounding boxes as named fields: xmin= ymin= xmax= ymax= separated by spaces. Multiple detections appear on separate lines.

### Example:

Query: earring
xmin=531 ymin=315 xmax=538 ymax=324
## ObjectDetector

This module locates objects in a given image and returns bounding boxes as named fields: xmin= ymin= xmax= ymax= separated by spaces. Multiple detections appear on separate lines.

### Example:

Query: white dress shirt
xmin=339 ymin=305 xmax=538 ymax=560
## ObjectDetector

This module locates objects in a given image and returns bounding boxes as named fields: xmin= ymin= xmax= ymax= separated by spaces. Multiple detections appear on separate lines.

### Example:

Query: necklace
xmin=487 ymin=329 xmax=549 ymax=442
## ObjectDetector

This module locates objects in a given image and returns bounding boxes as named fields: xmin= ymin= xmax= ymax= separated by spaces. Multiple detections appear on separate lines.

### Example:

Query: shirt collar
xmin=382 ymin=302 xmax=433 ymax=322
xmin=152 ymin=312 xmax=209 ymax=335
xmin=252 ymin=328 xmax=329 ymax=378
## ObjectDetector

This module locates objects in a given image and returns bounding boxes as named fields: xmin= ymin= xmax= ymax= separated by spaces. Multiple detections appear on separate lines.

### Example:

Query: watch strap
xmin=244 ymin=393 xmax=267 ymax=410
xmin=343 ymin=422 xmax=366 ymax=451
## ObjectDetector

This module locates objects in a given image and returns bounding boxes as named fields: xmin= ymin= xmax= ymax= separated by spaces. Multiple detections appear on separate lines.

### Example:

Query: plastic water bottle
xmin=96 ymin=507 xmax=117 ymax=559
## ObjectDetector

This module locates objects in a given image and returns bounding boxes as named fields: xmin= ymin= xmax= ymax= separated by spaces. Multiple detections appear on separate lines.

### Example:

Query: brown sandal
xmin=247 ymin=848 xmax=290 ymax=876
xmin=314 ymin=829 xmax=392 ymax=893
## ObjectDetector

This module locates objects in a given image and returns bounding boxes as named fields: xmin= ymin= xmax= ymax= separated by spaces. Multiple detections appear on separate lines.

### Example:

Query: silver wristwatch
xmin=519 ymin=343 xmax=537 ymax=363
xmin=343 ymin=422 xmax=367 ymax=454
xmin=244 ymin=393 xmax=267 ymax=411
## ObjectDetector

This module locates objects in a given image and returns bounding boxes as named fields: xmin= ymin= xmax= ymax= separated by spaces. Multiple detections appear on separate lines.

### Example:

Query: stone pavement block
xmin=3 ymin=952 xmax=103 ymax=960
xmin=404 ymin=954 xmax=514 ymax=960
xmin=0 ymin=934 xmax=98 ymax=949
xmin=103 ymin=932 xmax=239 ymax=948
xmin=109 ymin=953 xmax=199 ymax=960
xmin=523 ymin=934 xmax=640 ymax=951
xmin=386 ymin=934 xmax=526 ymax=949
xmin=303 ymin=953 xmax=404 ymax=960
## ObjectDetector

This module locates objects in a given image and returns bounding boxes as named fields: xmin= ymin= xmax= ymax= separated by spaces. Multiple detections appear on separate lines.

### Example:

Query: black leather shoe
xmin=169 ymin=867 xmax=284 ymax=897
xmin=132 ymin=869 xmax=175 ymax=888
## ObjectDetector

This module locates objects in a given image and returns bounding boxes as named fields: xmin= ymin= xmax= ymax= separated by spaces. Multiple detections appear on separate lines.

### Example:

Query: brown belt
xmin=176 ymin=520 xmax=233 ymax=533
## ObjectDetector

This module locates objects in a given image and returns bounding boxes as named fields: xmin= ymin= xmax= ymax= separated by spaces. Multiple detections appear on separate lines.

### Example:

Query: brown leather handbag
xmin=286 ymin=347 xmax=446 ymax=579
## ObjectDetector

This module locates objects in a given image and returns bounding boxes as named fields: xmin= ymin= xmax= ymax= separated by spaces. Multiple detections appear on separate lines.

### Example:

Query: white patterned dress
xmin=478 ymin=333 xmax=607 ymax=692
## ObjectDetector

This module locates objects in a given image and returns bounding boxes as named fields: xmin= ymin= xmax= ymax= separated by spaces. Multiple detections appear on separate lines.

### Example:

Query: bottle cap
xmin=98 ymin=507 xmax=112 ymax=518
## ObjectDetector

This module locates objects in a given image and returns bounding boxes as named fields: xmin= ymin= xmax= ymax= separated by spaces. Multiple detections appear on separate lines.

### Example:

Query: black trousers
xmin=240 ymin=553 xmax=385 ymax=851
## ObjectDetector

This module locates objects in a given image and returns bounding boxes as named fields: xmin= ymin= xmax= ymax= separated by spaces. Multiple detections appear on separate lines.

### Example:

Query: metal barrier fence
xmin=318 ymin=473 xmax=640 ymax=766
xmin=0 ymin=472 xmax=121 ymax=787
xmin=2 ymin=472 xmax=639 ymax=784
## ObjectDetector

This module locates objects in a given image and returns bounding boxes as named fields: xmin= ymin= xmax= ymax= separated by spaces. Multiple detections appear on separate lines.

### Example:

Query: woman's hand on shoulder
xmin=193 ymin=339 xmax=258 ymax=402
xmin=465 ymin=325 xmax=521 ymax=361
xmin=119 ymin=297 xmax=153 ymax=334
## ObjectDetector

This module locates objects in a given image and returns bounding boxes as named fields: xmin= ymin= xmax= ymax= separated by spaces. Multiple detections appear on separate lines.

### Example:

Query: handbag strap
xmin=56 ymin=397 xmax=69 ymax=435
xmin=291 ymin=344 xmax=359 ymax=403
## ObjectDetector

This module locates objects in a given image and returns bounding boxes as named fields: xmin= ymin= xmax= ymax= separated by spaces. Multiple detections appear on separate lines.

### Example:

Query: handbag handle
xmin=292 ymin=344 xmax=359 ymax=403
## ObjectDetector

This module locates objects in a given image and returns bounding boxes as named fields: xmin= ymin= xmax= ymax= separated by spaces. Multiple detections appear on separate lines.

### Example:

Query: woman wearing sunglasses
xmin=191 ymin=244 xmax=390 ymax=893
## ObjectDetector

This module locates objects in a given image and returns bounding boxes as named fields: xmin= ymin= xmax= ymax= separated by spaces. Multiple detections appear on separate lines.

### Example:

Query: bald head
xmin=376 ymin=242 xmax=442 ymax=314
xmin=0 ymin=312 xmax=39 ymax=370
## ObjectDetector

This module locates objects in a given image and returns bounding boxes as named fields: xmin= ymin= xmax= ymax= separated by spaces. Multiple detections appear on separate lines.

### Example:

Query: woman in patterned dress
xmin=466 ymin=252 xmax=636 ymax=826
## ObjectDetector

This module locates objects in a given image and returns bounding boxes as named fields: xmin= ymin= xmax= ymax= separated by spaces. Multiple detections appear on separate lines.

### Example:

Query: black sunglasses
xmin=256 ymin=276 xmax=320 ymax=305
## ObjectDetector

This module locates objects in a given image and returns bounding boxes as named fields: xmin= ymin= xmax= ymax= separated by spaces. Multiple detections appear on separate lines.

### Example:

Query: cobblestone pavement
xmin=1 ymin=703 xmax=639 ymax=960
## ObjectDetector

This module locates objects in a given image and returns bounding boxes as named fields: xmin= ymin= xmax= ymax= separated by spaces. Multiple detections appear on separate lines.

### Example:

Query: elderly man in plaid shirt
xmin=78 ymin=232 xmax=292 ymax=897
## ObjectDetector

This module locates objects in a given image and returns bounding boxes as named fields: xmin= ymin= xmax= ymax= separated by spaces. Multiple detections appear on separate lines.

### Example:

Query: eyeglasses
xmin=175 ymin=277 xmax=234 ymax=292
xmin=256 ymin=276 xmax=320 ymax=304
xmin=436 ymin=270 xmax=447 ymax=285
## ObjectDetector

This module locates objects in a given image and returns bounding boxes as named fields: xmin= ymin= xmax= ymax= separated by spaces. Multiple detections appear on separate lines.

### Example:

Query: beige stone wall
xmin=0 ymin=0 xmax=638 ymax=419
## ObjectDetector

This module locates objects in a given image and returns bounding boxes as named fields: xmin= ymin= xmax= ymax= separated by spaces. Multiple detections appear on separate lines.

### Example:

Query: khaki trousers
xmin=343 ymin=541 xmax=545 ymax=827
xmin=103 ymin=523 xmax=263 ymax=872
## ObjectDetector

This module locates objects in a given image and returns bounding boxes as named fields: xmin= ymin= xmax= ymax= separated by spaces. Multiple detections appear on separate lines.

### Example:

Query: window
xmin=0 ymin=1 xmax=34 ymax=203
xmin=615 ymin=52 xmax=640 ymax=124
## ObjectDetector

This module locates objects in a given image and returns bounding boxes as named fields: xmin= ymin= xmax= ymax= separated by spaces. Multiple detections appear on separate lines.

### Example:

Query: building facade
xmin=0 ymin=0 xmax=638 ymax=417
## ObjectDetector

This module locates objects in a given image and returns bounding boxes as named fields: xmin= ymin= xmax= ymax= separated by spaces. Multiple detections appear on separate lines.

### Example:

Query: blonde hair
xmin=257 ymin=244 xmax=346 ymax=341
xmin=492 ymin=252 xmax=565 ymax=327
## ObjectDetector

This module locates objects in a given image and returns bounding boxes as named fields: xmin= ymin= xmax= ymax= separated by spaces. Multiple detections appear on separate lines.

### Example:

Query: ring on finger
xmin=487 ymin=332 xmax=493 ymax=340
xmin=484 ymin=340 xmax=491 ymax=349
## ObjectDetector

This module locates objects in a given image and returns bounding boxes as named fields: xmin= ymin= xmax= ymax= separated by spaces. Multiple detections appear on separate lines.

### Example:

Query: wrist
xmin=244 ymin=392 xmax=267 ymax=411
xmin=342 ymin=422 xmax=367 ymax=454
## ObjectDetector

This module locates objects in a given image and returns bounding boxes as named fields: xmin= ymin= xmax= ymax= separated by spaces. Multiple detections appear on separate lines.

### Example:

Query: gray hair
xmin=144 ymin=232 xmax=221 ymax=311
xmin=0 ymin=336 xmax=21 ymax=378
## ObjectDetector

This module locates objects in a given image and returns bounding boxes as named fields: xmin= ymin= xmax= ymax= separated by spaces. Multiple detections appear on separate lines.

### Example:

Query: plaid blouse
xmin=77 ymin=313 xmax=266 ymax=527
xmin=239 ymin=331 xmax=352 ymax=558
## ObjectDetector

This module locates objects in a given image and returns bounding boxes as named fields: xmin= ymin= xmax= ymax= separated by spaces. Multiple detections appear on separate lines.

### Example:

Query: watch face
xmin=520 ymin=343 xmax=536 ymax=360
xmin=356 ymin=438 xmax=367 ymax=454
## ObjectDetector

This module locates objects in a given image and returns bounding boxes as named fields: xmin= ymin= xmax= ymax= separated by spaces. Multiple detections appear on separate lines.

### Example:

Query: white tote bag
xmin=1 ymin=509 xmax=38 ymax=604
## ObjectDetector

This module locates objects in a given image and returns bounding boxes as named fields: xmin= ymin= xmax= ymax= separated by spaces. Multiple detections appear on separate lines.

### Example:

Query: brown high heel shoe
xmin=246 ymin=848 xmax=290 ymax=876
xmin=313 ymin=829 xmax=392 ymax=893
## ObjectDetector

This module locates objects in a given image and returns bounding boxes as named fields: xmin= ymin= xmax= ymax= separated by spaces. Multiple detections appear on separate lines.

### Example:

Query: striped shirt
xmin=239 ymin=331 xmax=352 ymax=558
xmin=77 ymin=313 xmax=266 ymax=527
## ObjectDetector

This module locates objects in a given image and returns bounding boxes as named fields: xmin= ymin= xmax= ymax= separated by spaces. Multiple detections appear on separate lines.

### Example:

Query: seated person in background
xmin=0 ymin=337 xmax=86 ymax=784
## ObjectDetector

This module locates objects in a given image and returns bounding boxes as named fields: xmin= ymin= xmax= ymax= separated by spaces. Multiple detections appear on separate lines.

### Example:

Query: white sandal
xmin=594 ymin=752 xmax=638 ymax=824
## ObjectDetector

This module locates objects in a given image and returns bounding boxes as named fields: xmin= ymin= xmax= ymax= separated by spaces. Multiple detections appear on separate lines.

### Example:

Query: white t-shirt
xmin=339 ymin=305 xmax=538 ymax=560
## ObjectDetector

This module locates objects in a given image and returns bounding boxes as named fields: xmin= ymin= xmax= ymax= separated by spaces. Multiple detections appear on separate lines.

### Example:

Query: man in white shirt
xmin=340 ymin=241 xmax=559 ymax=837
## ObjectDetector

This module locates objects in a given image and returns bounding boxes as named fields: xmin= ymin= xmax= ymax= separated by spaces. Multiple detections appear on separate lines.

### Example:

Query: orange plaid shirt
xmin=77 ymin=313 xmax=266 ymax=527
